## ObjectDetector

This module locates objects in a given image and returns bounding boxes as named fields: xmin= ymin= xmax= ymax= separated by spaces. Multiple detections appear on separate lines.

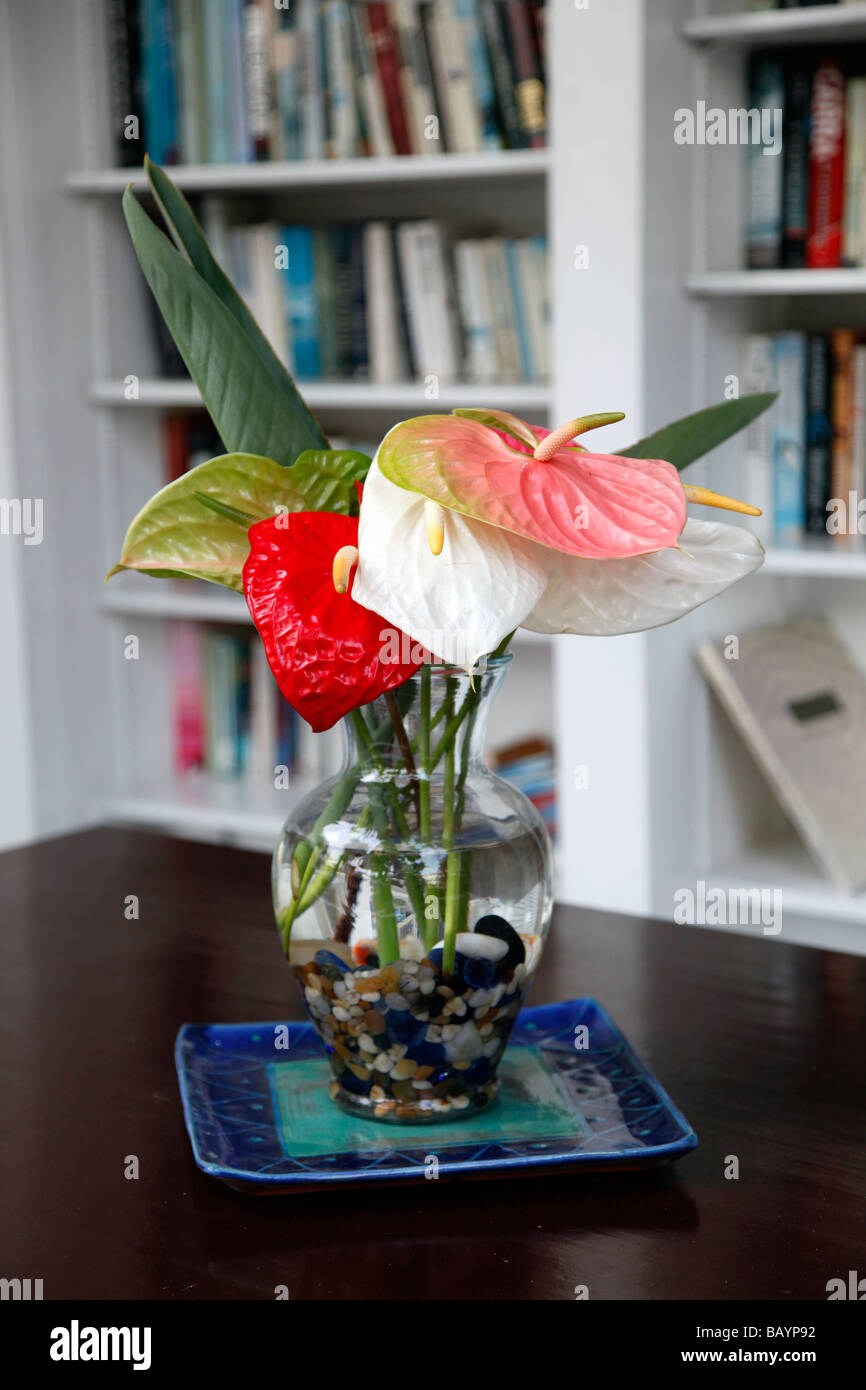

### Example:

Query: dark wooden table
xmin=1 ymin=826 xmax=863 ymax=1301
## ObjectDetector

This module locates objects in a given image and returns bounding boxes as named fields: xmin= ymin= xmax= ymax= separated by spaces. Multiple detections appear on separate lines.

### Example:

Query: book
xmin=481 ymin=237 xmax=522 ymax=380
xmin=807 ymin=58 xmax=846 ymax=269
xmin=243 ymin=0 xmax=274 ymax=160
xmin=455 ymin=0 xmax=503 ymax=150
xmin=347 ymin=225 xmax=369 ymax=378
xmin=780 ymin=59 xmax=812 ymax=270
xmin=522 ymin=234 xmax=550 ymax=380
xmin=503 ymin=0 xmax=545 ymax=149
xmin=202 ymin=0 xmax=231 ymax=162
xmin=365 ymin=3 xmax=413 ymax=156
xmin=852 ymin=342 xmax=866 ymax=505
xmin=349 ymin=0 xmax=393 ymax=157
xmin=139 ymin=0 xmax=180 ymax=165
xmin=323 ymin=0 xmax=357 ymax=159
xmin=364 ymin=223 xmax=408 ymax=382
xmin=771 ymin=332 xmax=807 ymax=544
xmin=504 ymin=238 xmax=534 ymax=380
xmin=479 ymin=0 xmax=523 ymax=149
xmin=397 ymin=221 xmax=460 ymax=380
xmin=843 ymin=77 xmax=866 ymax=267
xmin=272 ymin=4 xmax=303 ymax=160
xmin=804 ymin=334 xmax=833 ymax=538
xmin=392 ymin=0 xmax=441 ymax=155
xmin=298 ymin=0 xmax=326 ymax=160
xmin=425 ymin=0 xmax=483 ymax=153
xmin=697 ymin=619 xmax=866 ymax=894
xmin=172 ymin=623 xmax=206 ymax=774
xmin=740 ymin=335 xmax=775 ymax=535
xmin=280 ymin=226 xmax=321 ymax=378
xmin=313 ymin=229 xmax=340 ymax=378
xmin=830 ymin=328 xmax=856 ymax=515
xmin=454 ymin=240 xmax=498 ymax=383
xmin=106 ymin=0 xmax=144 ymax=165
xmin=745 ymin=57 xmax=785 ymax=269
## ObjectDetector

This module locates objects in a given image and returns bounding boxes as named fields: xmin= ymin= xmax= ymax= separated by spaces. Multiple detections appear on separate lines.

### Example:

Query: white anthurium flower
xmin=352 ymin=455 xmax=548 ymax=671
xmin=521 ymin=519 xmax=765 ymax=636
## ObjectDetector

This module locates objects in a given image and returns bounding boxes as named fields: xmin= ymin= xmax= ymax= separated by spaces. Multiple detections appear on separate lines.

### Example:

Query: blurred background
xmin=2 ymin=0 xmax=866 ymax=954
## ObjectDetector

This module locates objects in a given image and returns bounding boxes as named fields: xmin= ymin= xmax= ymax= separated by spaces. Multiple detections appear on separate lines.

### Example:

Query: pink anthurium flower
xmin=352 ymin=410 xmax=764 ymax=671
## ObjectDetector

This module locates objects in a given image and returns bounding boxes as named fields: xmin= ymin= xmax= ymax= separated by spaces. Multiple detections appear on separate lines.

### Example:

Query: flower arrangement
xmin=109 ymin=161 xmax=772 ymax=1122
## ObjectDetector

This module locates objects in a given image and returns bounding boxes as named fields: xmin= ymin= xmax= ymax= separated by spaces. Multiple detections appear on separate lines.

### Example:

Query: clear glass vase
xmin=273 ymin=656 xmax=554 ymax=1124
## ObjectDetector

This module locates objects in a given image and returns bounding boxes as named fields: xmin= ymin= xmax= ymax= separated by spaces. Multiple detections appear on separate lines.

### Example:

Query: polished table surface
xmin=1 ymin=826 xmax=864 ymax=1301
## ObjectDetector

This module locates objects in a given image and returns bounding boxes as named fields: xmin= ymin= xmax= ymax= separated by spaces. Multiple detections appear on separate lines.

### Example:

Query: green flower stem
xmin=348 ymin=710 xmax=400 ymax=964
xmin=440 ymin=678 xmax=461 ymax=976
xmin=418 ymin=665 xmax=431 ymax=842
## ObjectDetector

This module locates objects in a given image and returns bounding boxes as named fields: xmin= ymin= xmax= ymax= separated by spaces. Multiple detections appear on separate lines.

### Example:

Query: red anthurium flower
xmin=243 ymin=511 xmax=420 ymax=732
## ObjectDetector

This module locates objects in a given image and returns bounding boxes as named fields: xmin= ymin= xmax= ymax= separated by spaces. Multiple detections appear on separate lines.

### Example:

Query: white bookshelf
xmin=88 ymin=377 xmax=553 ymax=413
xmin=4 ymin=0 xmax=864 ymax=947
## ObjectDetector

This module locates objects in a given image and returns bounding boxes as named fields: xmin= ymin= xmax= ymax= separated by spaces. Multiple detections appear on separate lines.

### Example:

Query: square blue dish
xmin=175 ymin=998 xmax=697 ymax=1191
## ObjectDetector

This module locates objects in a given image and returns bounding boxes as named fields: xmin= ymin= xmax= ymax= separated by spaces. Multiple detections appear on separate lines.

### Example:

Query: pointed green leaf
xmin=619 ymin=393 xmax=778 ymax=472
xmin=291 ymin=449 xmax=371 ymax=513
xmin=107 ymin=453 xmax=306 ymax=591
xmin=143 ymin=158 xmax=326 ymax=454
xmin=123 ymin=188 xmax=326 ymax=467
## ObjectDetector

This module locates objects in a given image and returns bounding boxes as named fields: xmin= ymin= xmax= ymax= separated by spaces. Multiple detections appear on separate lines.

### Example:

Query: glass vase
xmin=273 ymin=656 xmax=554 ymax=1123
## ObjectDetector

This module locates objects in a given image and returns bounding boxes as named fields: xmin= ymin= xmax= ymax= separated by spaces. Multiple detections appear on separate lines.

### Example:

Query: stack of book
xmin=741 ymin=330 xmax=866 ymax=543
xmin=490 ymin=736 xmax=556 ymax=838
xmin=170 ymin=621 xmax=341 ymax=783
xmin=155 ymin=217 xmax=550 ymax=384
xmin=108 ymin=0 xmax=546 ymax=166
xmin=745 ymin=48 xmax=866 ymax=269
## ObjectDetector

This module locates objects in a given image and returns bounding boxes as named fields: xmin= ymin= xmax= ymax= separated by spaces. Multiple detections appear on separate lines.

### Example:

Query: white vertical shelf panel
xmin=550 ymin=0 xmax=653 ymax=913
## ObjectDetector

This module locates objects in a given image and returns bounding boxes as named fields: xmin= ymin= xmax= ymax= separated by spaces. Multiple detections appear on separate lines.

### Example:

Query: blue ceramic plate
xmin=175 ymin=998 xmax=697 ymax=1191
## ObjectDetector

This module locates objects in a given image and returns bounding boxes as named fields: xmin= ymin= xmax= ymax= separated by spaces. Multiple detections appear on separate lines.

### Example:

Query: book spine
xmin=843 ymin=78 xmax=866 ymax=267
xmin=347 ymin=225 xmax=369 ymax=378
xmin=740 ymin=335 xmax=775 ymax=534
xmin=323 ymin=1 xmax=357 ymax=159
xmin=745 ymin=57 xmax=785 ymax=269
xmin=503 ymin=0 xmax=545 ymax=149
xmin=804 ymin=334 xmax=833 ymax=537
xmin=389 ymin=224 xmax=417 ymax=377
xmin=140 ymin=0 xmax=181 ymax=165
xmin=807 ymin=59 xmax=846 ymax=270
xmin=172 ymin=623 xmax=205 ymax=774
xmin=107 ymin=0 xmax=144 ymax=165
xmin=772 ymin=333 xmax=807 ymax=544
xmin=365 ymin=3 xmax=413 ymax=156
xmin=282 ymin=226 xmax=321 ymax=378
xmin=392 ymin=0 xmax=441 ymax=155
xmin=426 ymin=0 xmax=483 ymax=153
xmin=454 ymin=240 xmax=497 ymax=383
xmin=227 ymin=0 xmax=251 ymax=162
xmin=202 ymin=0 xmax=230 ymax=162
xmin=852 ymin=343 xmax=866 ymax=504
xmin=163 ymin=413 xmax=189 ymax=483
xmin=364 ymin=222 xmax=406 ymax=382
xmin=830 ymin=328 xmax=856 ymax=517
xmin=454 ymin=0 xmax=502 ymax=149
xmin=243 ymin=0 xmax=273 ymax=160
xmin=781 ymin=60 xmax=811 ymax=270
xmin=298 ymin=0 xmax=326 ymax=160
xmin=313 ymin=228 xmax=340 ymax=379
xmin=479 ymin=0 xmax=522 ymax=149
xmin=481 ymin=238 xmax=521 ymax=379
xmin=503 ymin=238 xmax=533 ymax=379
xmin=272 ymin=7 xmax=303 ymax=160
xmin=349 ymin=0 xmax=394 ymax=156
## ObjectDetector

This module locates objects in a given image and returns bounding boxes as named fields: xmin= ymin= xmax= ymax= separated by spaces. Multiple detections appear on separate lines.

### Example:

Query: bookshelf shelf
xmin=682 ymin=4 xmax=866 ymax=50
xmin=761 ymin=540 xmax=866 ymax=579
xmin=65 ymin=150 xmax=550 ymax=198
xmin=88 ymin=378 xmax=553 ymax=413
xmin=105 ymin=771 xmax=317 ymax=848
xmin=699 ymin=840 xmax=866 ymax=934
xmin=100 ymin=586 xmax=553 ymax=645
xmin=686 ymin=270 xmax=866 ymax=298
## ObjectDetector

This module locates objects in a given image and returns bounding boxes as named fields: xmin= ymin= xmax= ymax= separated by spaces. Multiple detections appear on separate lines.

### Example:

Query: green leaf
xmin=107 ymin=453 xmax=306 ymax=591
xmin=290 ymin=449 xmax=371 ymax=513
xmin=122 ymin=186 xmax=326 ymax=468
xmin=143 ymin=158 xmax=326 ymax=456
xmin=619 ymin=393 xmax=778 ymax=472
